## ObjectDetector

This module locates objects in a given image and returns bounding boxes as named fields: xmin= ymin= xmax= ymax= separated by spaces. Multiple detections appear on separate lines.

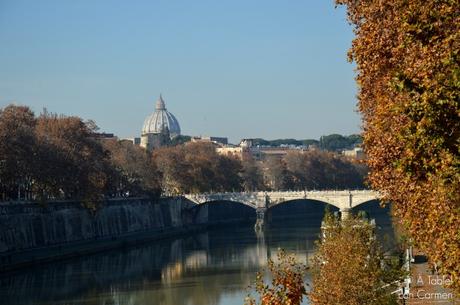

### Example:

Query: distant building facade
xmin=216 ymin=138 xmax=313 ymax=161
xmin=191 ymin=136 xmax=228 ymax=146
xmin=342 ymin=147 xmax=365 ymax=160
xmin=122 ymin=137 xmax=141 ymax=145
xmin=140 ymin=95 xmax=181 ymax=151
xmin=92 ymin=132 xmax=117 ymax=142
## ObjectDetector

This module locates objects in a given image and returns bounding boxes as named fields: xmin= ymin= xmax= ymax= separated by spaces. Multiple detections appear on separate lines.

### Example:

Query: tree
xmin=0 ymin=105 xmax=36 ymax=201
xmin=241 ymin=157 xmax=265 ymax=191
xmin=319 ymin=134 xmax=362 ymax=151
xmin=152 ymin=142 xmax=243 ymax=194
xmin=103 ymin=139 xmax=161 ymax=197
xmin=244 ymin=249 xmax=308 ymax=305
xmin=35 ymin=112 xmax=113 ymax=208
xmin=336 ymin=0 xmax=460 ymax=291
xmin=0 ymin=104 xmax=163 ymax=207
xmin=169 ymin=135 xmax=191 ymax=146
xmin=282 ymin=150 xmax=366 ymax=190
xmin=262 ymin=157 xmax=293 ymax=191
xmin=310 ymin=213 xmax=401 ymax=305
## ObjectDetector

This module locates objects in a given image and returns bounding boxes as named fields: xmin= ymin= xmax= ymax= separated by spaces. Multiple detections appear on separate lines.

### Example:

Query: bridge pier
xmin=340 ymin=208 xmax=351 ymax=220
xmin=254 ymin=207 xmax=267 ymax=232
xmin=184 ymin=190 xmax=380 ymax=226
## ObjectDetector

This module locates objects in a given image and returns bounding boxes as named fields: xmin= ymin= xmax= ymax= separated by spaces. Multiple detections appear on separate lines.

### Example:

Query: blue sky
xmin=0 ymin=0 xmax=359 ymax=143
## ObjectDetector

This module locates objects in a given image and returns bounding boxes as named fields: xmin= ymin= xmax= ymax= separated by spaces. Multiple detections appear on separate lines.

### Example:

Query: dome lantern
xmin=141 ymin=95 xmax=181 ymax=138
xmin=155 ymin=94 xmax=166 ymax=110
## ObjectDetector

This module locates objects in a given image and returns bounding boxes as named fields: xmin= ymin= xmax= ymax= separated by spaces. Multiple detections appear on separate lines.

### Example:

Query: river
xmin=0 ymin=201 xmax=394 ymax=305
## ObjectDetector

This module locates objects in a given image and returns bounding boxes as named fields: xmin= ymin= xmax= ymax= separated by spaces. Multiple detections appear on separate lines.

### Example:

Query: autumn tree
xmin=35 ymin=112 xmax=113 ymax=208
xmin=241 ymin=157 xmax=265 ymax=191
xmin=102 ymin=139 xmax=161 ymax=197
xmin=310 ymin=213 xmax=401 ymax=305
xmin=152 ymin=142 xmax=242 ymax=194
xmin=265 ymin=150 xmax=366 ymax=191
xmin=244 ymin=249 xmax=308 ymax=305
xmin=0 ymin=105 xmax=123 ymax=208
xmin=262 ymin=156 xmax=293 ymax=191
xmin=336 ymin=0 xmax=460 ymax=291
xmin=0 ymin=105 xmax=36 ymax=200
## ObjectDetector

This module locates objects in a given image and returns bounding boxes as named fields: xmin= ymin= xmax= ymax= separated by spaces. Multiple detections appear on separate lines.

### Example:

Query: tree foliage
xmin=152 ymin=142 xmax=243 ymax=194
xmin=250 ymin=134 xmax=361 ymax=151
xmin=241 ymin=157 xmax=266 ymax=191
xmin=102 ymin=139 xmax=161 ymax=197
xmin=319 ymin=134 xmax=362 ymax=151
xmin=336 ymin=0 xmax=460 ymax=292
xmin=0 ymin=105 xmax=36 ymax=201
xmin=0 ymin=105 xmax=161 ymax=207
xmin=244 ymin=249 xmax=308 ymax=305
xmin=263 ymin=150 xmax=366 ymax=190
xmin=35 ymin=111 xmax=113 ymax=207
xmin=310 ymin=213 xmax=401 ymax=305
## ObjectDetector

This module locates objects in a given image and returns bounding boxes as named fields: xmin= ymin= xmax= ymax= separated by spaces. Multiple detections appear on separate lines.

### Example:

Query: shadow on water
xmin=0 ymin=201 xmax=395 ymax=305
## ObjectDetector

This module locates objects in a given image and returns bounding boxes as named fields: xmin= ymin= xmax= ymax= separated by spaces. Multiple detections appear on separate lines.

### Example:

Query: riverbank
xmin=0 ymin=197 xmax=189 ymax=272
xmin=408 ymin=251 xmax=457 ymax=304
xmin=0 ymin=197 xmax=256 ymax=272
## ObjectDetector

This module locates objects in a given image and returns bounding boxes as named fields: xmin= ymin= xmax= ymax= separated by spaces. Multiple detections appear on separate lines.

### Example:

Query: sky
xmin=0 ymin=0 xmax=360 ymax=143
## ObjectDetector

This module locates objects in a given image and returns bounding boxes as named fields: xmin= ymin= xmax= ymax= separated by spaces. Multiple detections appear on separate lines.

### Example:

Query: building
xmin=216 ymin=139 xmax=261 ymax=160
xmin=122 ymin=137 xmax=141 ymax=145
xmin=140 ymin=95 xmax=181 ymax=151
xmin=342 ymin=147 xmax=365 ymax=160
xmin=217 ymin=138 xmax=314 ymax=161
xmin=191 ymin=136 xmax=228 ymax=146
xmin=92 ymin=132 xmax=117 ymax=142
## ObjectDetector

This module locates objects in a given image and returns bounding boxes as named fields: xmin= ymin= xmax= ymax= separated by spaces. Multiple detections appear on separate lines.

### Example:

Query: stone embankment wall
xmin=0 ymin=197 xmax=210 ymax=271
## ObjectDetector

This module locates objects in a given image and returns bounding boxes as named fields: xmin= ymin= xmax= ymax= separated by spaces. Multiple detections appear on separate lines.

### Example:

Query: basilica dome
xmin=141 ymin=95 xmax=181 ymax=138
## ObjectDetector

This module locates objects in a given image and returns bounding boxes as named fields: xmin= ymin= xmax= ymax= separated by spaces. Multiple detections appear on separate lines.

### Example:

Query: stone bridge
xmin=184 ymin=190 xmax=380 ymax=230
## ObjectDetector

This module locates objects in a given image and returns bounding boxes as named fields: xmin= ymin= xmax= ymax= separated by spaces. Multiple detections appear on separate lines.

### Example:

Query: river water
xmin=0 ymin=201 xmax=394 ymax=305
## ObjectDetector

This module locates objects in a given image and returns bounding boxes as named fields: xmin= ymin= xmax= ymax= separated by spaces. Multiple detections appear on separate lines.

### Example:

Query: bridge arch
xmin=183 ymin=190 xmax=380 ymax=228
xmin=351 ymin=199 xmax=392 ymax=226
xmin=267 ymin=199 xmax=340 ymax=226
xmin=193 ymin=199 xmax=256 ymax=210
xmin=190 ymin=200 xmax=256 ymax=225
xmin=350 ymin=199 xmax=381 ymax=210
xmin=267 ymin=198 xmax=341 ymax=211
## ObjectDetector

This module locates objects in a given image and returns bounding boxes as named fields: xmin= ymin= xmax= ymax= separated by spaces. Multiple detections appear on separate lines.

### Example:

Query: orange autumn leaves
xmin=336 ymin=0 xmax=460 ymax=292
xmin=244 ymin=250 xmax=308 ymax=305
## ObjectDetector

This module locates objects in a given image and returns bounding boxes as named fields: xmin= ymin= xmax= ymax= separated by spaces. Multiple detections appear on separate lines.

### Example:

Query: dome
xmin=142 ymin=95 xmax=181 ymax=137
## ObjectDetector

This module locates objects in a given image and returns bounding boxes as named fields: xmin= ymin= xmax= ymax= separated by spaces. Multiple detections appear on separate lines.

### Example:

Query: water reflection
xmin=0 ymin=205 xmax=394 ymax=305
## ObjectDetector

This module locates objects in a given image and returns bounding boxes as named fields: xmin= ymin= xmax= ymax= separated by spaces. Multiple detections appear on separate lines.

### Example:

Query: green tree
xmin=319 ymin=134 xmax=361 ymax=151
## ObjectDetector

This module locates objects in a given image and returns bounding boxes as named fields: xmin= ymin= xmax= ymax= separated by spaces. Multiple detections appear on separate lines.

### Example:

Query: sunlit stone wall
xmin=0 ymin=197 xmax=194 ymax=255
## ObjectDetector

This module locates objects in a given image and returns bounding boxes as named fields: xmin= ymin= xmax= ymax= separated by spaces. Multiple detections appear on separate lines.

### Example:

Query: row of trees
xmin=0 ymin=105 xmax=161 ymax=208
xmin=262 ymin=150 xmax=366 ymax=191
xmin=152 ymin=142 xmax=242 ymax=194
xmin=251 ymin=134 xmax=362 ymax=151
xmin=152 ymin=143 xmax=367 ymax=194
xmin=0 ymin=104 xmax=367 ymax=206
